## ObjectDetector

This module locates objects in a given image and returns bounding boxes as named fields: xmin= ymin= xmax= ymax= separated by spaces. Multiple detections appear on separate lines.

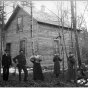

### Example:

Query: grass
xmin=1 ymin=65 xmax=88 ymax=87
xmin=0 ymin=71 xmax=76 ymax=87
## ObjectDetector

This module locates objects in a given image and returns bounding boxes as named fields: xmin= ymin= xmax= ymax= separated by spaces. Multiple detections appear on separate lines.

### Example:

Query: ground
xmin=0 ymin=70 xmax=76 ymax=87
xmin=0 ymin=66 xmax=88 ymax=87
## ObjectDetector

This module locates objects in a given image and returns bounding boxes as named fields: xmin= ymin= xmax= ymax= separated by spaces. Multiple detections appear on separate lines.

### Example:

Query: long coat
xmin=13 ymin=53 xmax=28 ymax=81
xmin=2 ymin=54 xmax=12 ymax=67
xmin=53 ymin=55 xmax=62 ymax=75
xmin=30 ymin=57 xmax=44 ymax=81
xmin=67 ymin=55 xmax=75 ymax=81
xmin=2 ymin=54 xmax=12 ymax=81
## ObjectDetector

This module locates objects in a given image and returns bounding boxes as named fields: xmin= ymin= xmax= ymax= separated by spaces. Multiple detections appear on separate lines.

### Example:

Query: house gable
xmin=5 ymin=5 xmax=38 ymax=35
xmin=4 ymin=5 xmax=37 ymax=31
xmin=5 ymin=5 xmax=38 ymax=44
xmin=5 ymin=5 xmax=38 ymax=59
xmin=4 ymin=5 xmax=20 ymax=30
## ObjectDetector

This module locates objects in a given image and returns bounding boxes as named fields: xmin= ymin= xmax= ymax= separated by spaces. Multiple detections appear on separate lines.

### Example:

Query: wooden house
xmin=4 ymin=5 xmax=81 ymax=67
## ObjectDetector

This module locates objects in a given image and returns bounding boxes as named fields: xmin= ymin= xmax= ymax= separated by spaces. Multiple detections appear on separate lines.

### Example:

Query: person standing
xmin=13 ymin=50 xmax=28 ymax=82
xmin=66 ymin=52 xmax=76 ymax=82
xmin=30 ymin=54 xmax=44 ymax=81
xmin=53 ymin=54 xmax=62 ymax=78
xmin=2 ymin=49 xmax=12 ymax=81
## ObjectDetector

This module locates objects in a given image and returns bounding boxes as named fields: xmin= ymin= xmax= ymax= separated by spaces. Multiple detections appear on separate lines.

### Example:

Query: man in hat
xmin=66 ymin=52 xmax=76 ymax=82
xmin=2 ymin=49 xmax=12 ymax=81
xmin=13 ymin=50 xmax=28 ymax=82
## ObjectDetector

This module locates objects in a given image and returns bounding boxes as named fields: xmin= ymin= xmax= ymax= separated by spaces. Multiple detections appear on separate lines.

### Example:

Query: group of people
xmin=2 ymin=49 xmax=85 ymax=83
xmin=54 ymin=52 xmax=87 ymax=83
xmin=53 ymin=52 xmax=77 ymax=83
xmin=2 ymin=49 xmax=44 ymax=82
xmin=2 ymin=49 xmax=28 ymax=82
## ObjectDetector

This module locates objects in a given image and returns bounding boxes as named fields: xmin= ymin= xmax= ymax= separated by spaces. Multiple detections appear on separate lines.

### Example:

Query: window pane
xmin=17 ymin=16 xmax=23 ymax=32
xmin=18 ymin=17 xmax=22 ymax=25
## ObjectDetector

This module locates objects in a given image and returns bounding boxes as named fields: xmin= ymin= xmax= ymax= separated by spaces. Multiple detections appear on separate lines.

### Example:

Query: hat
xmin=19 ymin=50 xmax=24 ymax=53
xmin=5 ymin=49 xmax=9 ymax=51
xmin=69 ymin=52 xmax=72 ymax=54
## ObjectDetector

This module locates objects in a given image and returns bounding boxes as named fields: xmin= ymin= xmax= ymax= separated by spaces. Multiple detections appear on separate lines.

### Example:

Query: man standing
xmin=13 ymin=50 xmax=28 ymax=82
xmin=2 ymin=49 xmax=12 ymax=81
xmin=67 ymin=52 xmax=76 ymax=82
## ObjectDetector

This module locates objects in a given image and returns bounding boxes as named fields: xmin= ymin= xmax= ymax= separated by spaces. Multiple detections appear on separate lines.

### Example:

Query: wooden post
xmin=0 ymin=1 xmax=4 ymax=79
xmin=60 ymin=1 xmax=65 ymax=78
xmin=62 ymin=43 xmax=64 ymax=77
xmin=70 ymin=0 xmax=82 ymax=85
xmin=30 ymin=1 xmax=34 ymax=55
xmin=71 ymin=0 xmax=82 ymax=68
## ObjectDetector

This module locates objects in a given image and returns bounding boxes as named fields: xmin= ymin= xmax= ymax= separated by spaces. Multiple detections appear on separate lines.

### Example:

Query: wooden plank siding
xmin=4 ymin=6 xmax=82 ymax=67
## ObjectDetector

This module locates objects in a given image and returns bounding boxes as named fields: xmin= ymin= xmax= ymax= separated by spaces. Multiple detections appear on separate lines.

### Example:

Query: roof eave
xmin=37 ymin=21 xmax=81 ymax=31
xmin=4 ymin=5 xmax=21 ymax=30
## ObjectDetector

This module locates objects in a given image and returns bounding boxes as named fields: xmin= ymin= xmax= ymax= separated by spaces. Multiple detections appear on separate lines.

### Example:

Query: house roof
xmin=4 ymin=5 xmax=80 ymax=31
xmin=4 ymin=5 xmax=20 ymax=30
xmin=21 ymin=5 xmax=71 ymax=28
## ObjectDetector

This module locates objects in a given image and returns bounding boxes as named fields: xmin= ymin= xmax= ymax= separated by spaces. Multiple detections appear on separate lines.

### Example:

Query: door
xmin=6 ymin=43 xmax=11 ymax=55
xmin=20 ymin=40 xmax=25 ymax=55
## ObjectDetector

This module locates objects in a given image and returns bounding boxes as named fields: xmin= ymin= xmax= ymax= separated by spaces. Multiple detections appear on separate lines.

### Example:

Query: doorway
xmin=20 ymin=39 xmax=25 ymax=55
xmin=6 ymin=43 xmax=11 ymax=55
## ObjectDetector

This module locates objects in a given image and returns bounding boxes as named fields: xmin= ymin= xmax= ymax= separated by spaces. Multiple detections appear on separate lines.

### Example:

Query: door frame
xmin=19 ymin=38 xmax=27 ymax=56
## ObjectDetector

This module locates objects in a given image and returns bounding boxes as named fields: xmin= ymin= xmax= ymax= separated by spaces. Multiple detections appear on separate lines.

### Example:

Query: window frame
xmin=17 ymin=16 xmax=23 ymax=32
xmin=6 ymin=42 xmax=11 ymax=55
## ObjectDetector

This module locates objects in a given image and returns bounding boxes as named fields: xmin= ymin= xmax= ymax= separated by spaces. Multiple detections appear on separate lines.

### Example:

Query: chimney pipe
xmin=41 ymin=5 xmax=45 ymax=12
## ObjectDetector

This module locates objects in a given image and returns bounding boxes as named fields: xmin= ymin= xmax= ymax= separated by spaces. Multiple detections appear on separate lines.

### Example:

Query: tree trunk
xmin=71 ymin=0 xmax=82 ymax=68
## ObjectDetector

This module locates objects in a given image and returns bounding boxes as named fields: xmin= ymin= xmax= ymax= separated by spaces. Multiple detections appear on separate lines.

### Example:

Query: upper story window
xmin=17 ymin=16 xmax=23 ymax=32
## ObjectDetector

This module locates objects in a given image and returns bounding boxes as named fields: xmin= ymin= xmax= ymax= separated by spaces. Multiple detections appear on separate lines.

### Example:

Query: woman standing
xmin=30 ymin=55 xmax=44 ymax=81
xmin=53 ymin=54 xmax=62 ymax=78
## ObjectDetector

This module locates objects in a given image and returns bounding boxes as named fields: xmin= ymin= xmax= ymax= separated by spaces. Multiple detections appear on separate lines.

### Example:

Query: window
xmin=20 ymin=40 xmax=25 ymax=55
xmin=17 ymin=16 xmax=23 ymax=32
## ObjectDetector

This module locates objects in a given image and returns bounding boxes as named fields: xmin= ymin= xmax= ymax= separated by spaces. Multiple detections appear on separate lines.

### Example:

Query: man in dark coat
xmin=67 ymin=52 xmax=76 ymax=82
xmin=2 ymin=49 xmax=12 ymax=81
xmin=77 ymin=63 xmax=87 ymax=81
xmin=13 ymin=50 xmax=28 ymax=82
xmin=53 ymin=54 xmax=62 ymax=78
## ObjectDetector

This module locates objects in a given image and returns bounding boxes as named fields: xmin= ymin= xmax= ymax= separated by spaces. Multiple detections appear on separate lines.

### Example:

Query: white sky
xmin=4 ymin=1 xmax=88 ymax=31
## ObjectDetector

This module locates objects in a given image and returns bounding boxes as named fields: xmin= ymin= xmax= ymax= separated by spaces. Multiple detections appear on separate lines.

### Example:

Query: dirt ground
xmin=0 ymin=71 xmax=77 ymax=87
xmin=0 ymin=65 xmax=88 ymax=87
